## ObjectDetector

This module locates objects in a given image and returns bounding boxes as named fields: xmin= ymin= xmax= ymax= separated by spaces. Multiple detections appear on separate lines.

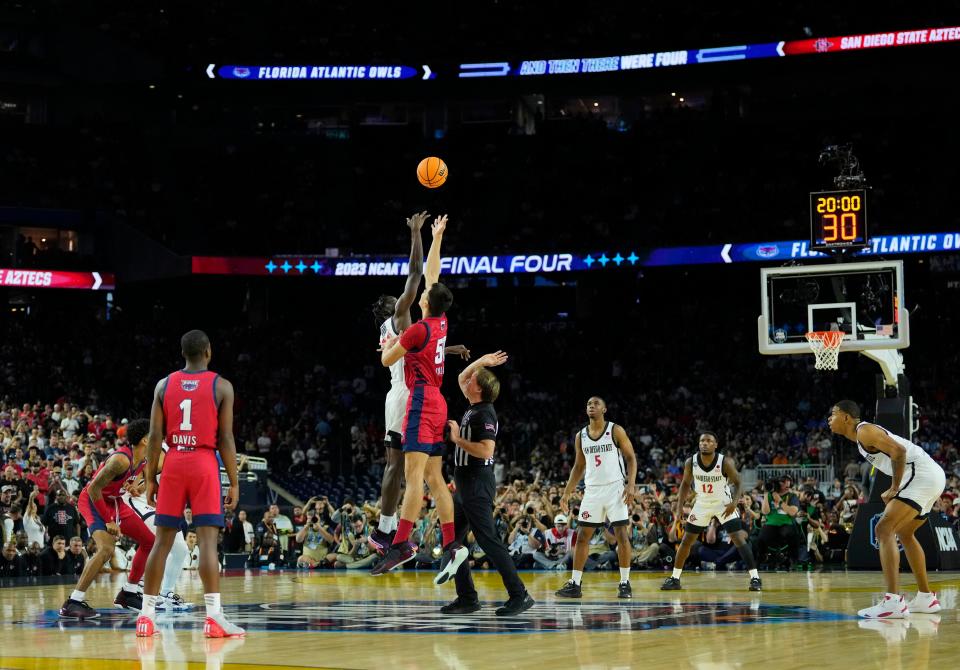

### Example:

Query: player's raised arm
xmin=560 ymin=432 xmax=586 ymax=514
xmin=857 ymin=423 xmax=908 ymax=502
xmin=424 ymin=214 xmax=448 ymax=287
xmin=217 ymin=377 xmax=239 ymax=511
xmin=395 ymin=211 xmax=427 ymax=331
xmin=612 ymin=424 xmax=637 ymax=505
xmin=144 ymin=378 xmax=167 ymax=508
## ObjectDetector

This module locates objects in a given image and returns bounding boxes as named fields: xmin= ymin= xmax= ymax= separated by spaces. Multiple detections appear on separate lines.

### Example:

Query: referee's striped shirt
xmin=455 ymin=402 xmax=498 ymax=469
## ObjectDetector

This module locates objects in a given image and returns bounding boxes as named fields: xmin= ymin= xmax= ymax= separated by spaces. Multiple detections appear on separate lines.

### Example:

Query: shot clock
xmin=809 ymin=188 xmax=869 ymax=251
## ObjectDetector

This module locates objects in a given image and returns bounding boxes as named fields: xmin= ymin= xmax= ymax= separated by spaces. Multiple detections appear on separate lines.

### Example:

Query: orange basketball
xmin=417 ymin=156 xmax=448 ymax=188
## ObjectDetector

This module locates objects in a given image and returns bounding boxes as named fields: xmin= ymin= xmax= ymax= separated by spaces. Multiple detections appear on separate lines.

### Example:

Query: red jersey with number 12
xmin=399 ymin=314 xmax=447 ymax=389
xmin=162 ymin=370 xmax=220 ymax=450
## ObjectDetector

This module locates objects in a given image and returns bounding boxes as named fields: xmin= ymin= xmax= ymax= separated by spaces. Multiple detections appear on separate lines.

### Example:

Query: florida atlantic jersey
xmin=162 ymin=370 xmax=220 ymax=450
xmin=398 ymin=314 xmax=447 ymax=388
xmin=580 ymin=422 xmax=624 ymax=486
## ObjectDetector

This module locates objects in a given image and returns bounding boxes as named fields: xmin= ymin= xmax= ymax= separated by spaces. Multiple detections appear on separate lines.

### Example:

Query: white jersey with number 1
xmin=380 ymin=317 xmax=409 ymax=436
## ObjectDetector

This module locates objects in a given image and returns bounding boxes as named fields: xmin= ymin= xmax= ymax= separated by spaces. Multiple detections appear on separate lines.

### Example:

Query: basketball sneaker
xmin=618 ymin=582 xmax=633 ymax=599
xmin=370 ymin=541 xmax=418 ymax=575
xmin=59 ymin=598 xmax=98 ymax=619
xmin=555 ymin=580 xmax=582 ymax=598
xmin=204 ymin=612 xmax=246 ymax=638
xmin=907 ymin=591 xmax=941 ymax=614
xmin=434 ymin=543 xmax=469 ymax=585
xmin=115 ymin=589 xmax=143 ymax=612
xmin=496 ymin=593 xmax=535 ymax=616
xmin=858 ymin=593 xmax=908 ymax=619
xmin=135 ymin=615 xmax=156 ymax=637
xmin=440 ymin=597 xmax=481 ymax=614
xmin=660 ymin=577 xmax=681 ymax=591
xmin=749 ymin=577 xmax=763 ymax=592
xmin=368 ymin=528 xmax=396 ymax=556
xmin=156 ymin=592 xmax=194 ymax=611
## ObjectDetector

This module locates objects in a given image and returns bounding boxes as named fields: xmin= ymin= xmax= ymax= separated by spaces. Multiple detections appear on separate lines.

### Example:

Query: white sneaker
xmin=858 ymin=593 xmax=908 ymax=619
xmin=907 ymin=591 xmax=941 ymax=614
xmin=156 ymin=592 xmax=194 ymax=611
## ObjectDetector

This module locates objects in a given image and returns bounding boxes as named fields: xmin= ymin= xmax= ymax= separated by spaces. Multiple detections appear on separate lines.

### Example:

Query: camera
xmin=764 ymin=478 xmax=781 ymax=494
xmin=526 ymin=506 xmax=534 ymax=515
xmin=631 ymin=514 xmax=641 ymax=523
xmin=310 ymin=516 xmax=320 ymax=525
xmin=551 ymin=496 xmax=561 ymax=506
xmin=571 ymin=506 xmax=580 ymax=516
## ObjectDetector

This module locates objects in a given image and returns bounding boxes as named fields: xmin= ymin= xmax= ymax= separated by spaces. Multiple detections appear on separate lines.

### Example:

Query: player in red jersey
xmin=372 ymin=215 xmax=469 ymax=582
xmin=59 ymin=419 xmax=154 ymax=618
xmin=135 ymin=330 xmax=244 ymax=638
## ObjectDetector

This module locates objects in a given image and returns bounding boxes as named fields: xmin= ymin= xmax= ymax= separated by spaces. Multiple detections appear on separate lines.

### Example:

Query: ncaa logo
xmin=233 ymin=67 xmax=251 ymax=78
xmin=773 ymin=329 xmax=787 ymax=344
xmin=757 ymin=245 xmax=779 ymax=258
xmin=180 ymin=380 xmax=200 ymax=392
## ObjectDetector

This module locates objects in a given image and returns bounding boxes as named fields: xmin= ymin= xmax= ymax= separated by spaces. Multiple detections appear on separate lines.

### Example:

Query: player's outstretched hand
xmin=224 ymin=484 xmax=239 ymax=512
xmin=431 ymin=214 xmax=448 ymax=238
xmin=407 ymin=211 xmax=429 ymax=231
xmin=478 ymin=351 xmax=508 ymax=368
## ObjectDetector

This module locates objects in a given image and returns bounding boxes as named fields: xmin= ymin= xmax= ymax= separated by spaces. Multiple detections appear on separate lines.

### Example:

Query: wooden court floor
xmin=0 ymin=569 xmax=957 ymax=670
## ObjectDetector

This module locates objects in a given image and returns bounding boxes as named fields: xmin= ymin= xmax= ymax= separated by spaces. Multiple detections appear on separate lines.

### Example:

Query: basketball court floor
xmin=0 ymin=569 xmax=956 ymax=669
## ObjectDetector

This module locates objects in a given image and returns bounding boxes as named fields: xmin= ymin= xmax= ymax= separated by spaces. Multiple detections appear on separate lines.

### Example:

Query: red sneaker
xmin=204 ymin=613 xmax=246 ymax=638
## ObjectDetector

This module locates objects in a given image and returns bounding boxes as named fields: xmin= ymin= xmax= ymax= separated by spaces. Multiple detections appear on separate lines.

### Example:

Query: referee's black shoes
xmin=440 ymin=597 xmax=482 ymax=614
xmin=555 ymin=580 xmax=583 ymax=598
xmin=496 ymin=593 xmax=535 ymax=617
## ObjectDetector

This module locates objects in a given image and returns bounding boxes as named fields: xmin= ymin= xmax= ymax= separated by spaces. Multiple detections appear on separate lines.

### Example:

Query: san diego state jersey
xmin=580 ymin=422 xmax=625 ymax=486
xmin=162 ymin=370 xmax=220 ymax=450
xmin=691 ymin=453 xmax=731 ymax=504
xmin=398 ymin=314 xmax=447 ymax=388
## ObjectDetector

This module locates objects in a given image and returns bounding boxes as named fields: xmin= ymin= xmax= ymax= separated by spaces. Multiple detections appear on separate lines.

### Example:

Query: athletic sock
xmin=571 ymin=570 xmax=583 ymax=585
xmin=619 ymin=568 xmax=630 ymax=583
xmin=441 ymin=522 xmax=456 ymax=548
xmin=204 ymin=593 xmax=222 ymax=617
xmin=672 ymin=568 xmax=683 ymax=579
xmin=141 ymin=594 xmax=158 ymax=619
xmin=123 ymin=581 xmax=139 ymax=593
xmin=749 ymin=568 xmax=760 ymax=579
xmin=394 ymin=518 xmax=414 ymax=545
xmin=378 ymin=513 xmax=397 ymax=534
xmin=70 ymin=589 xmax=86 ymax=602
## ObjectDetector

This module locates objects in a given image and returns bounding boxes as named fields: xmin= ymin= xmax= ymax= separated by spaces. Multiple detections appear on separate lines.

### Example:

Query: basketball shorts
xmin=124 ymin=494 xmax=157 ymax=532
xmin=578 ymin=481 xmax=629 ymax=527
xmin=78 ymin=490 xmax=154 ymax=545
xmin=155 ymin=448 xmax=224 ymax=528
xmin=385 ymin=383 xmax=409 ymax=436
xmin=894 ymin=461 xmax=947 ymax=518
xmin=401 ymin=385 xmax=447 ymax=457
xmin=687 ymin=498 xmax=739 ymax=530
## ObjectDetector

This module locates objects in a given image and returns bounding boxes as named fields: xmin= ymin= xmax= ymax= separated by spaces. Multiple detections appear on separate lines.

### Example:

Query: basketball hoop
xmin=805 ymin=331 xmax=844 ymax=370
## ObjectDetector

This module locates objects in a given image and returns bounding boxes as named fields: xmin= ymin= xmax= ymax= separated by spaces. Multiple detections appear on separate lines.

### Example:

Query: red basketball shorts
xmin=155 ymin=448 xmax=224 ymax=528
xmin=401 ymin=384 xmax=447 ymax=457
xmin=78 ymin=490 xmax=154 ymax=546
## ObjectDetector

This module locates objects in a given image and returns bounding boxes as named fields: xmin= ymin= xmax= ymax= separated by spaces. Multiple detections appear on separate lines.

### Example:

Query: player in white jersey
xmin=369 ymin=212 xmax=469 ymax=554
xmin=122 ymin=441 xmax=194 ymax=611
xmin=556 ymin=396 xmax=637 ymax=599
xmin=829 ymin=400 xmax=946 ymax=618
xmin=660 ymin=431 xmax=761 ymax=592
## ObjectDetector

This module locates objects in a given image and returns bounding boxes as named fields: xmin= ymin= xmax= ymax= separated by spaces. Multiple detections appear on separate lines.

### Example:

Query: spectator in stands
xmin=797 ymin=487 xmax=824 ymax=564
xmin=531 ymin=514 xmax=576 ymax=570
xmin=66 ymin=535 xmax=86 ymax=576
xmin=270 ymin=504 xmax=293 ymax=551
xmin=697 ymin=518 xmax=738 ymax=569
xmin=22 ymin=489 xmax=44 ymax=548
xmin=40 ymin=535 xmax=70 ymax=575
xmin=0 ymin=541 xmax=23 ymax=577
xmin=756 ymin=478 xmax=801 ymax=566
xmin=248 ymin=533 xmax=284 ymax=569
xmin=42 ymin=491 xmax=79 ymax=542
xmin=3 ymin=466 xmax=31 ymax=506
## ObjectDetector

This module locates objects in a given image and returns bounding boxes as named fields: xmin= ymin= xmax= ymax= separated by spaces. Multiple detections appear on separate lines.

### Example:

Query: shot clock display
xmin=810 ymin=189 xmax=869 ymax=251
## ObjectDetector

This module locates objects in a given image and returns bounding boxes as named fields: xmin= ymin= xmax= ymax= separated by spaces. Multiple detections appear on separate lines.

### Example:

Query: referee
xmin=439 ymin=351 xmax=534 ymax=616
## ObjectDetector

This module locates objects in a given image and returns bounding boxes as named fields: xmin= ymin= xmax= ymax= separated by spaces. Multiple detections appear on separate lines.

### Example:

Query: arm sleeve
xmin=399 ymin=322 xmax=429 ymax=352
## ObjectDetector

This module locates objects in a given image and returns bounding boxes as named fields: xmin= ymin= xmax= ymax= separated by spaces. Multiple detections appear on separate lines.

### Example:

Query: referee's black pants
xmin=453 ymin=467 xmax=527 ymax=601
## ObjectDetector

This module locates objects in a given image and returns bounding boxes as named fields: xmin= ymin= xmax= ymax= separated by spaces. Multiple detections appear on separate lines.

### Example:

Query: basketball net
xmin=805 ymin=331 xmax=844 ymax=371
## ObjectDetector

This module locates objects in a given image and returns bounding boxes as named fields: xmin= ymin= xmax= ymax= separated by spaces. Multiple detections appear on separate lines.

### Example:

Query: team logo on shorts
xmin=581 ymin=511 xmax=591 ymax=519
xmin=180 ymin=380 xmax=200 ymax=392
xmin=689 ymin=514 xmax=697 ymax=522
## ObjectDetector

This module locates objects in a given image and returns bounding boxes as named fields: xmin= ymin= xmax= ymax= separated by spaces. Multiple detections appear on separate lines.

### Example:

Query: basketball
xmin=417 ymin=156 xmax=448 ymax=188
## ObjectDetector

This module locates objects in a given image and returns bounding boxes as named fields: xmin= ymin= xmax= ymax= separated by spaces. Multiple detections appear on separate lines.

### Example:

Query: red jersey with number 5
xmin=399 ymin=314 xmax=447 ymax=389
xmin=162 ymin=370 xmax=220 ymax=450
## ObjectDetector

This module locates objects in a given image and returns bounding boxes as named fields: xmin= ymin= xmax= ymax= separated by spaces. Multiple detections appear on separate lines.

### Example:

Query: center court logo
xmin=38 ymin=601 xmax=854 ymax=634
